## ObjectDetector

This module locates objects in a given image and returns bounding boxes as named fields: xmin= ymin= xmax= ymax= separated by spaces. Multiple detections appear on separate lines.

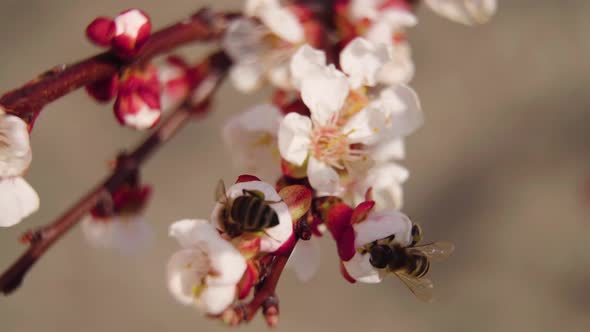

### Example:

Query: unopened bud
xmin=85 ymin=75 xmax=119 ymax=102
xmin=262 ymin=296 xmax=280 ymax=328
xmin=114 ymin=66 xmax=161 ymax=130
xmin=86 ymin=17 xmax=115 ymax=47
xmin=112 ymin=9 xmax=151 ymax=58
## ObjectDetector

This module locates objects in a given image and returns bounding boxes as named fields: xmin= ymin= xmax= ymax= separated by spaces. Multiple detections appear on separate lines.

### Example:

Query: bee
xmin=367 ymin=224 xmax=454 ymax=302
xmin=215 ymin=180 xmax=281 ymax=237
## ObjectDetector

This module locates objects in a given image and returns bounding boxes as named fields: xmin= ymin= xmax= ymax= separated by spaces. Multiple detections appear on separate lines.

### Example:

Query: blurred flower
xmin=287 ymin=218 xmax=325 ymax=282
xmin=0 ymin=108 xmax=39 ymax=227
xmin=353 ymin=162 xmax=409 ymax=210
xmin=425 ymin=0 xmax=497 ymax=25
xmin=222 ymin=0 xmax=307 ymax=92
xmin=158 ymin=56 xmax=190 ymax=112
xmin=81 ymin=184 xmax=153 ymax=254
xmin=167 ymin=219 xmax=247 ymax=315
xmin=114 ymin=65 xmax=162 ymax=130
xmin=223 ymin=104 xmax=283 ymax=182
xmin=210 ymin=179 xmax=293 ymax=253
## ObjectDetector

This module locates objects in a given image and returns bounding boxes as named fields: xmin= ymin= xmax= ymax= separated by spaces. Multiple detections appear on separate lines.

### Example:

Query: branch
xmin=0 ymin=51 xmax=231 ymax=295
xmin=0 ymin=8 xmax=234 ymax=119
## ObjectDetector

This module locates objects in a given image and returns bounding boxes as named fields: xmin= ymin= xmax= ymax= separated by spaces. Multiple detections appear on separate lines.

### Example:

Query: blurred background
xmin=1 ymin=1 xmax=590 ymax=331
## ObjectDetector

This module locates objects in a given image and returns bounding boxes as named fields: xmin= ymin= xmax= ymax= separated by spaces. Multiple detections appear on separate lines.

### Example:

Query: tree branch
xmin=0 ymin=8 xmax=235 ymax=119
xmin=0 ymin=51 xmax=231 ymax=295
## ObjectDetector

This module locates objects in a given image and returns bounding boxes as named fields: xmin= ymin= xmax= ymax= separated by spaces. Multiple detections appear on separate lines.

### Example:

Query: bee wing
xmin=408 ymin=242 xmax=454 ymax=261
xmin=395 ymin=271 xmax=434 ymax=302
xmin=215 ymin=179 xmax=228 ymax=203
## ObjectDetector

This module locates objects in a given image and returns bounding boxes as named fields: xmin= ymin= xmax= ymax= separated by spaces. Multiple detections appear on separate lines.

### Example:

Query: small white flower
xmin=210 ymin=180 xmax=293 ymax=253
xmin=425 ymin=0 xmax=497 ymax=25
xmin=167 ymin=219 xmax=247 ymax=315
xmin=223 ymin=1 xmax=305 ymax=92
xmin=342 ymin=210 xmax=413 ymax=283
xmin=0 ymin=109 xmax=39 ymax=227
xmin=222 ymin=104 xmax=283 ymax=182
xmin=81 ymin=215 xmax=153 ymax=255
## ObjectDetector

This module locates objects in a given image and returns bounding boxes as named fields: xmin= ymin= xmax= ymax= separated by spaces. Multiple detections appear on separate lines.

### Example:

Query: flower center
xmin=311 ymin=126 xmax=350 ymax=168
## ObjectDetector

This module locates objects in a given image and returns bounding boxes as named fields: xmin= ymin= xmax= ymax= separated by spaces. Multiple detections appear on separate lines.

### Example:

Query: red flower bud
xmin=86 ymin=17 xmax=115 ymax=47
xmin=85 ymin=74 xmax=119 ymax=102
xmin=114 ymin=66 xmax=161 ymax=130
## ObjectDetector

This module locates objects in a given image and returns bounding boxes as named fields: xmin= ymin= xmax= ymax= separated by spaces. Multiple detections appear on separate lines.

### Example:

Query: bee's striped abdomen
xmin=231 ymin=196 xmax=279 ymax=232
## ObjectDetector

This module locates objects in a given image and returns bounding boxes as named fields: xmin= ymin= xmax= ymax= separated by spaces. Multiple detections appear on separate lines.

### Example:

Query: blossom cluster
xmin=0 ymin=0 xmax=496 ymax=328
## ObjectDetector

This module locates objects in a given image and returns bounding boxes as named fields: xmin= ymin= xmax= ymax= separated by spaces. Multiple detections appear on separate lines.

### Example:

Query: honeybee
xmin=367 ymin=224 xmax=454 ymax=302
xmin=215 ymin=180 xmax=281 ymax=237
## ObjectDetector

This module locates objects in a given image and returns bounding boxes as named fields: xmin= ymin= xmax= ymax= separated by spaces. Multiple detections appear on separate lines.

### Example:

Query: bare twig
xmin=0 ymin=51 xmax=231 ymax=295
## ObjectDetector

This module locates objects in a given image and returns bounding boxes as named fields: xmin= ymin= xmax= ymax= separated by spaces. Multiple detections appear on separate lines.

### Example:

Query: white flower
xmin=222 ymin=1 xmax=305 ymax=92
xmin=81 ymin=214 xmax=153 ymax=255
xmin=210 ymin=180 xmax=293 ymax=253
xmin=222 ymin=104 xmax=283 ymax=182
xmin=0 ymin=109 xmax=39 ymax=227
xmin=167 ymin=219 xmax=247 ymax=315
xmin=425 ymin=0 xmax=497 ymax=25
xmin=342 ymin=210 xmax=413 ymax=283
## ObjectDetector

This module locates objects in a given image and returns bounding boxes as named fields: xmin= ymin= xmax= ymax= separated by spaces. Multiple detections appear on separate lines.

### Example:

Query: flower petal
xmin=290 ymin=44 xmax=327 ymax=89
xmin=307 ymin=156 xmax=340 ymax=196
xmin=221 ymin=18 xmax=264 ymax=62
xmin=340 ymin=38 xmax=391 ymax=89
xmin=278 ymin=113 xmax=312 ymax=166
xmin=169 ymin=219 xmax=221 ymax=249
xmin=342 ymin=252 xmax=383 ymax=283
xmin=343 ymin=106 xmax=386 ymax=145
xmin=370 ymin=137 xmax=406 ymax=162
xmin=288 ymin=236 xmax=321 ymax=282
xmin=196 ymin=285 xmax=237 ymax=315
xmin=425 ymin=0 xmax=497 ymax=25
xmin=362 ymin=163 xmax=409 ymax=210
xmin=301 ymin=66 xmax=349 ymax=125
xmin=370 ymin=84 xmax=423 ymax=138
xmin=0 ymin=112 xmax=32 ymax=177
xmin=0 ymin=177 xmax=39 ymax=227
xmin=377 ymin=42 xmax=415 ymax=85
xmin=166 ymin=248 xmax=209 ymax=305
xmin=258 ymin=6 xmax=304 ymax=44
xmin=353 ymin=210 xmax=413 ymax=247
xmin=229 ymin=62 xmax=264 ymax=93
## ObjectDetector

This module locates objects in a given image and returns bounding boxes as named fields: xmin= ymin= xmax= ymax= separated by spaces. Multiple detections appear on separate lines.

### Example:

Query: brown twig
xmin=241 ymin=241 xmax=296 ymax=323
xmin=0 ymin=8 xmax=235 ymax=119
xmin=0 ymin=51 xmax=231 ymax=295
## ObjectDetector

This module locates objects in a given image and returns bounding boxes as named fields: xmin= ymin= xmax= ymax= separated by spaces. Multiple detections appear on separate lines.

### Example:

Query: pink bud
xmin=111 ymin=9 xmax=151 ymax=58
xmin=85 ymin=74 xmax=119 ymax=102
xmin=86 ymin=17 xmax=115 ymax=47
xmin=159 ymin=56 xmax=191 ymax=112
xmin=114 ymin=66 xmax=161 ymax=130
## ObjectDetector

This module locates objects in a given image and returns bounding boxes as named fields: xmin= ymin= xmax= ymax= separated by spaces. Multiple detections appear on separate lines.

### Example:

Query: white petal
xmin=0 ymin=177 xmax=39 ymax=227
xmin=278 ymin=113 xmax=312 ymax=166
xmin=353 ymin=210 xmax=413 ymax=247
xmin=340 ymin=38 xmax=390 ymax=89
xmin=82 ymin=217 xmax=116 ymax=249
xmin=196 ymin=285 xmax=237 ymax=315
xmin=301 ymin=66 xmax=349 ymax=125
xmin=349 ymin=0 xmax=381 ymax=20
xmin=0 ymin=112 xmax=32 ymax=177
xmin=290 ymin=45 xmax=327 ymax=89
xmin=267 ymin=62 xmax=292 ymax=90
xmin=343 ymin=106 xmax=386 ymax=145
xmin=377 ymin=42 xmax=415 ymax=85
xmin=169 ymin=219 xmax=221 ymax=249
xmin=371 ymin=84 xmax=423 ymax=138
xmin=288 ymin=236 xmax=321 ymax=282
xmin=425 ymin=0 xmax=497 ymax=25
xmin=307 ymin=156 xmax=340 ymax=196
xmin=123 ymin=104 xmax=160 ymax=130
xmin=342 ymin=252 xmax=382 ymax=283
xmin=229 ymin=62 xmax=264 ymax=93
xmin=114 ymin=9 xmax=148 ymax=39
xmin=245 ymin=0 xmax=280 ymax=17
xmin=258 ymin=7 xmax=304 ymax=44
xmin=371 ymin=137 xmax=406 ymax=162
xmin=110 ymin=215 xmax=154 ymax=255
xmin=380 ymin=9 xmax=418 ymax=28
xmin=167 ymin=248 xmax=210 ymax=306
xmin=260 ymin=200 xmax=293 ymax=253
xmin=364 ymin=163 xmax=409 ymax=210
xmin=222 ymin=19 xmax=264 ymax=62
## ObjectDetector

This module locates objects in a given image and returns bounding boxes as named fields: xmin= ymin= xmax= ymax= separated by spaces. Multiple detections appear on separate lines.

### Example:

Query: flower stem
xmin=0 ymin=8 xmax=235 ymax=119
xmin=0 ymin=51 xmax=231 ymax=295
